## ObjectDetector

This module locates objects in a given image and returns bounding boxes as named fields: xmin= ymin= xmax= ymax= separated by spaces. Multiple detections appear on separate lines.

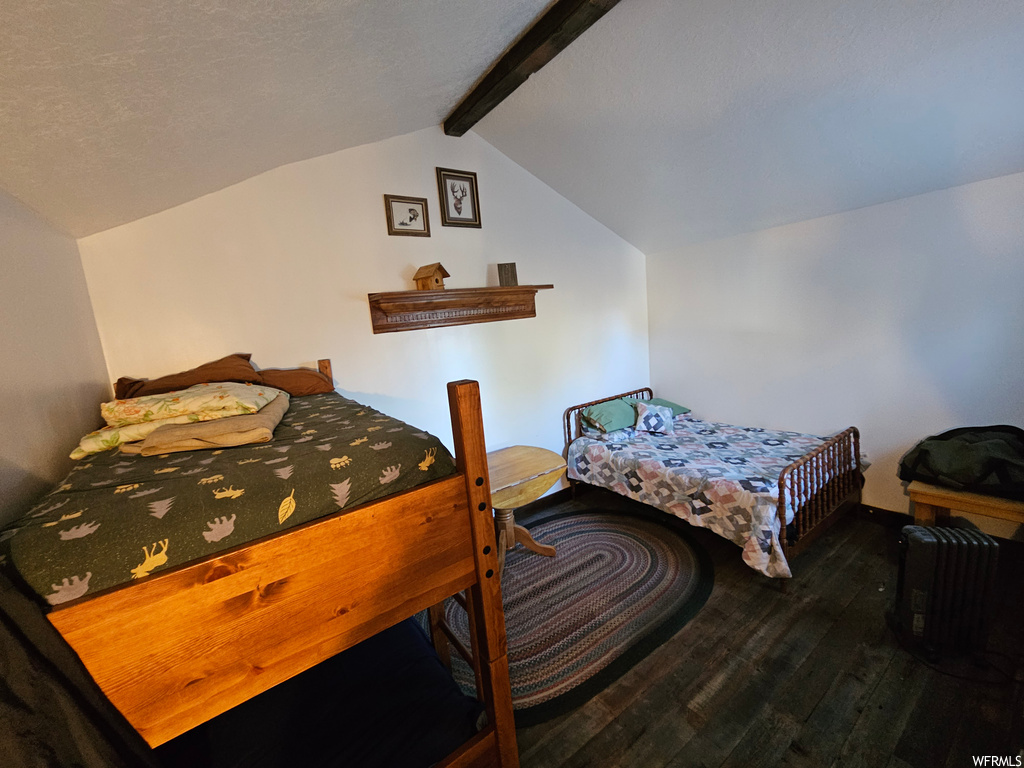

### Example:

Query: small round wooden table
xmin=486 ymin=445 xmax=566 ymax=576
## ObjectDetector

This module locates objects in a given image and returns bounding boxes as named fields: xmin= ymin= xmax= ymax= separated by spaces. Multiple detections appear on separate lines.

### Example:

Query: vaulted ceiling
xmin=4 ymin=0 xmax=1024 ymax=250
xmin=475 ymin=0 xmax=1024 ymax=253
xmin=0 ymin=0 xmax=552 ymax=237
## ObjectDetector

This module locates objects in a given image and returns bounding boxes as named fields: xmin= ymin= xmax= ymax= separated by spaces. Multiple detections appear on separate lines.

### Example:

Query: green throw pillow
xmin=581 ymin=398 xmax=636 ymax=433
xmin=623 ymin=396 xmax=691 ymax=416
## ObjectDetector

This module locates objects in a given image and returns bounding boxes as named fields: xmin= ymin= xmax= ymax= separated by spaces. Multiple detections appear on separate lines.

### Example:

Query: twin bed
xmin=1 ymin=359 xmax=518 ymax=767
xmin=564 ymin=388 xmax=864 ymax=578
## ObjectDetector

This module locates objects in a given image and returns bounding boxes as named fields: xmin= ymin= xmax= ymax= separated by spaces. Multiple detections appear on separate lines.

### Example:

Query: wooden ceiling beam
xmin=443 ymin=0 xmax=622 ymax=137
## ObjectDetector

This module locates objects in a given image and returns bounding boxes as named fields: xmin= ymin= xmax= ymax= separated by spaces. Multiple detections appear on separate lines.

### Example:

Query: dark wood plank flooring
xmin=513 ymin=488 xmax=1024 ymax=768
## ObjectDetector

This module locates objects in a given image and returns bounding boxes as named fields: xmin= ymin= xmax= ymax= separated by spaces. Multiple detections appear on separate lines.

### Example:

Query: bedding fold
xmin=71 ymin=382 xmax=284 ymax=459
xmin=119 ymin=393 xmax=290 ymax=456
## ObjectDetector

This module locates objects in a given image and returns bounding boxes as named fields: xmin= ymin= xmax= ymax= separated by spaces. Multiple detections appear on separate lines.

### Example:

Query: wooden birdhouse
xmin=413 ymin=262 xmax=450 ymax=291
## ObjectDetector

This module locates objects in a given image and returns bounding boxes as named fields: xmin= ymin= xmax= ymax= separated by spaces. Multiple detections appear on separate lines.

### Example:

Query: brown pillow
xmin=113 ymin=354 xmax=261 ymax=400
xmin=258 ymin=367 xmax=334 ymax=396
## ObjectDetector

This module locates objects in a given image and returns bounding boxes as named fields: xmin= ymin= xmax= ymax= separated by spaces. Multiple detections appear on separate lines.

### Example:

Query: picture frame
xmin=436 ymin=167 xmax=481 ymax=228
xmin=384 ymin=195 xmax=430 ymax=237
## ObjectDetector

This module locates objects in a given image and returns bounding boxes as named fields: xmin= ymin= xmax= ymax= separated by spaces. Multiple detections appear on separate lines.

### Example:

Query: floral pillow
xmin=71 ymin=383 xmax=285 ymax=459
xmin=102 ymin=381 xmax=280 ymax=427
xmin=634 ymin=402 xmax=674 ymax=435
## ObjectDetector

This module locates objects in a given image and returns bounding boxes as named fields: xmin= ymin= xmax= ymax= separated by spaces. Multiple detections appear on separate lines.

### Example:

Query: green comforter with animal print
xmin=1 ymin=392 xmax=456 ymax=606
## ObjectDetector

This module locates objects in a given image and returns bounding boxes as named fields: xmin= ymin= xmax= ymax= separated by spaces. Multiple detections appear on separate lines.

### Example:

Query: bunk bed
xmin=1 ymin=359 xmax=518 ymax=766
xmin=563 ymin=388 xmax=863 ymax=578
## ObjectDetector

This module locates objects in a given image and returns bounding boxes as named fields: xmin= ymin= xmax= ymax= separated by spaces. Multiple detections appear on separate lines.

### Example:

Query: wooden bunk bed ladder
xmin=434 ymin=380 xmax=519 ymax=768
xmin=777 ymin=426 xmax=862 ymax=557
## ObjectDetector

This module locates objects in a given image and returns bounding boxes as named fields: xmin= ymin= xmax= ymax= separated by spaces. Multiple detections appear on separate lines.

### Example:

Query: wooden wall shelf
xmin=367 ymin=285 xmax=553 ymax=334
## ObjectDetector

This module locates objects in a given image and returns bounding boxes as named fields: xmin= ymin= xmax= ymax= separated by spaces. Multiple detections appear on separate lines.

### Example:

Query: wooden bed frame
xmin=46 ymin=362 xmax=519 ymax=767
xmin=563 ymin=388 xmax=863 ymax=564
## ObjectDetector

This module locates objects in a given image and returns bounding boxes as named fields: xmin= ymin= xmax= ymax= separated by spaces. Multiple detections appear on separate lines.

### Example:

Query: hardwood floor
xmin=513 ymin=488 xmax=1024 ymax=768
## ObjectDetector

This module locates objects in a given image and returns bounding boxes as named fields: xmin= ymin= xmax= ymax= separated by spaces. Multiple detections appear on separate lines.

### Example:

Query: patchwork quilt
xmin=1 ymin=393 xmax=456 ymax=606
xmin=567 ymin=417 xmax=832 ymax=578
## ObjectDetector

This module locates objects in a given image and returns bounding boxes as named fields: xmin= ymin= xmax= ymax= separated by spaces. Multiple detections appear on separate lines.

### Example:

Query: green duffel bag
xmin=898 ymin=425 xmax=1024 ymax=501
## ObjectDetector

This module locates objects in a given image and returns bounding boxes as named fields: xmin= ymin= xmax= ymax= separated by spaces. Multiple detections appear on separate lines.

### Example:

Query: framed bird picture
xmin=384 ymin=194 xmax=430 ymax=237
xmin=436 ymin=168 xmax=481 ymax=228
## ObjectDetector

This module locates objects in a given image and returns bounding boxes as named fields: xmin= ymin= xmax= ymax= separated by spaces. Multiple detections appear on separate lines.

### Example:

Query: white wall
xmin=647 ymin=171 xmax=1024 ymax=530
xmin=77 ymin=127 xmax=650 ymax=462
xmin=0 ymin=191 xmax=110 ymax=526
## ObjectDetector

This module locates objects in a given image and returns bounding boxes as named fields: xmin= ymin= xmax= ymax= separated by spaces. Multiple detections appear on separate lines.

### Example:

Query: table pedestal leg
xmin=513 ymin=524 xmax=556 ymax=557
xmin=493 ymin=507 xmax=556 ymax=577
xmin=496 ymin=527 xmax=508 ymax=580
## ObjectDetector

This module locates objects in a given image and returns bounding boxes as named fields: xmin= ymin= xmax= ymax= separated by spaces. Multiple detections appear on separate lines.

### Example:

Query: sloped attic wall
xmin=646 ymin=170 xmax=1024 ymax=534
xmin=77 ymin=127 xmax=650 ymax=459
xmin=0 ymin=191 xmax=110 ymax=526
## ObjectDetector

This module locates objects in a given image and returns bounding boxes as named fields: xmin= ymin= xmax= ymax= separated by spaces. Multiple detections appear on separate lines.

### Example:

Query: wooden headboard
xmin=317 ymin=359 xmax=333 ymax=382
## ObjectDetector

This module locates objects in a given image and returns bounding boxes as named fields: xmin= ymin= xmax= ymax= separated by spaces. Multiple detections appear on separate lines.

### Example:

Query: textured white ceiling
xmin=475 ymin=0 xmax=1024 ymax=252
xmin=0 ymin=0 xmax=552 ymax=237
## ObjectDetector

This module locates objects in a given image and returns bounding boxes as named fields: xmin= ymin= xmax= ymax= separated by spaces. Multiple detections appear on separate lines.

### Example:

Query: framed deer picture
xmin=436 ymin=167 xmax=481 ymax=228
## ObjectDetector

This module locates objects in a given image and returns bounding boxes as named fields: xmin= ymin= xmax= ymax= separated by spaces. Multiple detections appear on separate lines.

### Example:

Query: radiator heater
xmin=892 ymin=525 xmax=999 ymax=660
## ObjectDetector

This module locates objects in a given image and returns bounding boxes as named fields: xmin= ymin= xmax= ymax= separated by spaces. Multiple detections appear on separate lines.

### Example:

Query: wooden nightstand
xmin=486 ymin=446 xmax=566 ymax=575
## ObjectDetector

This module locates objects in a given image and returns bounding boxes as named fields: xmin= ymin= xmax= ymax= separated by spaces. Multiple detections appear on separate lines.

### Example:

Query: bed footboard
xmin=777 ymin=426 xmax=862 ymax=557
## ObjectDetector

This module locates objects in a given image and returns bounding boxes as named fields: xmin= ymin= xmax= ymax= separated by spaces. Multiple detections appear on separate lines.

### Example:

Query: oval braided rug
xmin=445 ymin=508 xmax=713 ymax=726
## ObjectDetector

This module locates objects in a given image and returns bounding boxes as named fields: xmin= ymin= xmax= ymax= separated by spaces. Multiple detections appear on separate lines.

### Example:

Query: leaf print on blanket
xmin=369 ymin=442 xmax=391 ymax=451
xmin=379 ymin=465 xmax=401 ymax=484
xmin=213 ymin=486 xmax=244 ymax=500
xmin=278 ymin=490 xmax=296 ymax=524
xmin=274 ymin=465 xmax=294 ymax=480
xmin=59 ymin=521 xmax=100 ymax=540
xmin=350 ymin=437 xmax=368 ymax=446
xmin=43 ymin=511 xmax=82 ymax=528
xmin=330 ymin=456 xmax=351 ymax=469
xmin=148 ymin=498 xmax=174 ymax=519
xmin=331 ymin=478 xmax=351 ymax=508
xmin=203 ymin=515 xmax=236 ymax=543
xmin=46 ymin=572 xmax=92 ymax=605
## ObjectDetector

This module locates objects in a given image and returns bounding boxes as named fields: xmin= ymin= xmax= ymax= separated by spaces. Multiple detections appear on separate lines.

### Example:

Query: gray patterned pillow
xmin=635 ymin=402 xmax=673 ymax=434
